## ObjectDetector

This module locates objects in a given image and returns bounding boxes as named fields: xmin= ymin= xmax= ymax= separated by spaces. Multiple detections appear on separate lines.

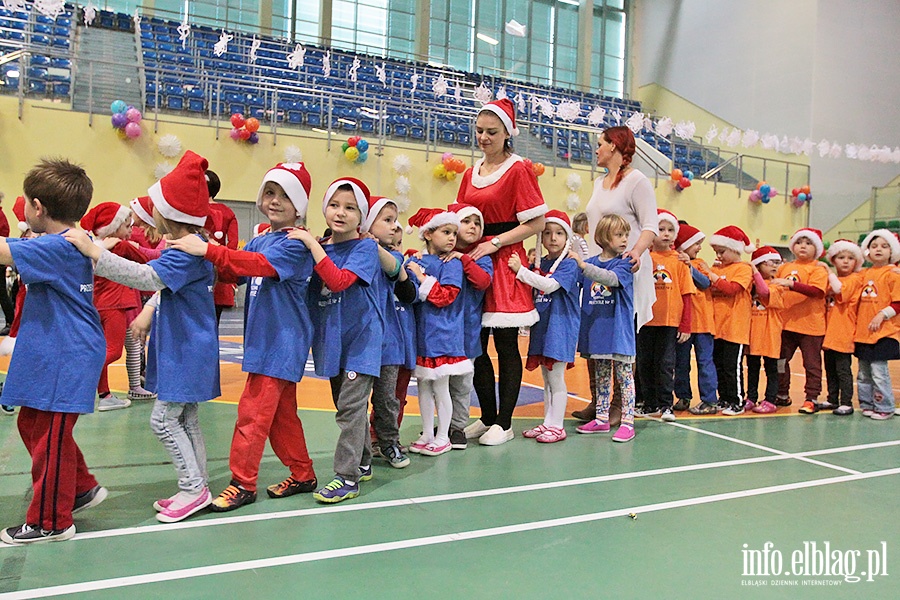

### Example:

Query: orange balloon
xmin=800 ymin=185 xmax=810 ymax=195
xmin=533 ymin=162 xmax=545 ymax=176
xmin=756 ymin=180 xmax=767 ymax=190
xmin=671 ymin=169 xmax=683 ymax=181
xmin=454 ymin=159 xmax=466 ymax=173
xmin=245 ymin=117 xmax=260 ymax=133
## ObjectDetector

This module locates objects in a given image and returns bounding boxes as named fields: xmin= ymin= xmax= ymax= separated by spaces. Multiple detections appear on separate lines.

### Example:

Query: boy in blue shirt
xmin=0 ymin=159 xmax=107 ymax=544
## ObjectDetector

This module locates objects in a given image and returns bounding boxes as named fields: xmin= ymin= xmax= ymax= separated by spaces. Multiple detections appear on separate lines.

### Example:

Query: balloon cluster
xmin=670 ymin=168 xmax=693 ymax=191
xmin=341 ymin=136 xmax=369 ymax=163
xmin=434 ymin=152 xmax=466 ymax=181
xmin=522 ymin=158 xmax=545 ymax=177
xmin=110 ymin=100 xmax=142 ymax=139
xmin=749 ymin=181 xmax=778 ymax=204
xmin=230 ymin=114 xmax=260 ymax=144
xmin=790 ymin=185 xmax=812 ymax=208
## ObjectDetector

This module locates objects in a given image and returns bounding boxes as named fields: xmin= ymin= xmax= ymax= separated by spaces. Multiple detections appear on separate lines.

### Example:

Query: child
xmin=387 ymin=225 xmax=417 ymax=431
xmin=774 ymin=228 xmax=828 ymax=413
xmin=1 ymin=196 xmax=32 ymax=416
xmin=571 ymin=212 xmax=591 ymax=259
xmin=167 ymin=162 xmax=319 ymax=511
xmin=823 ymin=240 xmax=864 ymax=415
xmin=852 ymin=230 xmax=900 ymax=420
xmin=0 ymin=159 xmax=107 ymax=544
xmin=65 ymin=151 xmax=220 ymax=523
xmin=406 ymin=208 xmax=471 ymax=455
xmin=446 ymin=202 xmax=492 ymax=450
xmin=288 ymin=178 xmax=383 ymax=502
xmin=511 ymin=210 xmax=580 ymax=443
xmin=746 ymin=246 xmax=786 ymax=413
xmin=635 ymin=209 xmax=694 ymax=421
xmin=699 ymin=225 xmax=754 ymax=416
xmin=573 ymin=214 xmax=636 ymax=442
xmin=203 ymin=170 xmax=239 ymax=325
xmin=672 ymin=223 xmax=718 ymax=412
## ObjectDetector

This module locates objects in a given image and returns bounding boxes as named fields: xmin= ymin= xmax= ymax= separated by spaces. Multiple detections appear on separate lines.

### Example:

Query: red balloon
xmin=239 ymin=128 xmax=251 ymax=141
xmin=791 ymin=188 xmax=800 ymax=197
xmin=244 ymin=117 xmax=260 ymax=133
xmin=230 ymin=113 xmax=245 ymax=128
xmin=348 ymin=136 xmax=360 ymax=147
xmin=679 ymin=177 xmax=691 ymax=188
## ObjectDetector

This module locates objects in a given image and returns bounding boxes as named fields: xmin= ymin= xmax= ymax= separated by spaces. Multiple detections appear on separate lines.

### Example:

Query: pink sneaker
xmin=408 ymin=438 xmax=430 ymax=454
xmin=744 ymin=399 xmax=756 ymax=413
xmin=753 ymin=400 xmax=777 ymax=414
xmin=419 ymin=441 xmax=452 ymax=456
xmin=612 ymin=424 xmax=635 ymax=443
xmin=156 ymin=488 xmax=212 ymax=523
xmin=576 ymin=419 xmax=610 ymax=434
xmin=536 ymin=426 xmax=567 ymax=443
xmin=523 ymin=424 xmax=548 ymax=438
xmin=153 ymin=496 xmax=175 ymax=512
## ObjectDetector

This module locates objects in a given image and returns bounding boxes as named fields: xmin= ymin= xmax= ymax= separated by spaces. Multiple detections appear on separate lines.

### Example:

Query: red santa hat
xmin=256 ymin=162 xmax=312 ymax=220
xmin=13 ymin=196 xmax=27 ymax=233
xmin=322 ymin=177 xmax=371 ymax=224
xmin=130 ymin=195 xmax=155 ymax=228
xmin=789 ymin=228 xmax=824 ymax=258
xmin=751 ymin=246 xmax=782 ymax=266
xmin=81 ymin=202 xmax=131 ymax=238
xmin=447 ymin=202 xmax=484 ymax=225
xmin=544 ymin=209 xmax=573 ymax=241
xmin=674 ymin=223 xmax=704 ymax=252
xmin=709 ymin=225 xmax=755 ymax=254
xmin=480 ymin=98 xmax=519 ymax=137
xmin=407 ymin=207 xmax=460 ymax=240
xmin=361 ymin=195 xmax=398 ymax=233
xmin=252 ymin=222 xmax=271 ymax=238
xmin=148 ymin=150 xmax=210 ymax=227
xmin=860 ymin=229 xmax=900 ymax=264
xmin=826 ymin=239 xmax=863 ymax=271
xmin=657 ymin=208 xmax=680 ymax=235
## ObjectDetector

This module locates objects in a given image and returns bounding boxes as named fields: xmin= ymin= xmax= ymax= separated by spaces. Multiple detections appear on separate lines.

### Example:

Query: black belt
xmin=483 ymin=221 xmax=518 ymax=237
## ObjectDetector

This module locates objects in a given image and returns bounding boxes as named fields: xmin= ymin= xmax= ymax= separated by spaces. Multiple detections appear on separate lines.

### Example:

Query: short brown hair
xmin=23 ymin=158 xmax=93 ymax=223
xmin=572 ymin=212 xmax=589 ymax=236
xmin=594 ymin=213 xmax=631 ymax=250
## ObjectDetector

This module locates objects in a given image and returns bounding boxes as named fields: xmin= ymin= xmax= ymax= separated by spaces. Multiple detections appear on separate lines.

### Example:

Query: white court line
xmin=3 ymin=439 xmax=895 ymax=547
xmin=3 ymin=466 xmax=898 ymax=600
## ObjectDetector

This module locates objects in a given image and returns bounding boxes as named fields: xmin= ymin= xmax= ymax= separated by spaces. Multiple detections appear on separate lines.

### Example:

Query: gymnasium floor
xmin=0 ymin=311 xmax=897 ymax=599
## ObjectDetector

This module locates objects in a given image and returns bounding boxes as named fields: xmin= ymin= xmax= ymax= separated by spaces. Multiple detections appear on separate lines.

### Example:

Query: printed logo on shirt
xmin=752 ymin=297 xmax=767 ymax=312
xmin=249 ymin=276 xmax=262 ymax=298
xmin=208 ymin=285 xmax=214 ymax=293
xmin=653 ymin=264 xmax=673 ymax=285
xmin=79 ymin=283 xmax=93 ymax=293
xmin=588 ymin=281 xmax=613 ymax=305
xmin=861 ymin=280 xmax=878 ymax=298
xmin=785 ymin=270 xmax=800 ymax=283
xmin=826 ymin=296 xmax=836 ymax=308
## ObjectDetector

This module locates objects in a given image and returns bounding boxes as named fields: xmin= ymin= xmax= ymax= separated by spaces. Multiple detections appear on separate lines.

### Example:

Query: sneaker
xmin=408 ymin=438 xmax=430 ymax=454
xmin=832 ymin=405 xmax=854 ymax=416
xmin=382 ymin=443 xmax=411 ymax=468
xmin=721 ymin=404 xmax=745 ymax=416
xmin=97 ymin=393 xmax=131 ymax=412
xmin=612 ymin=424 xmax=635 ymax=443
xmin=156 ymin=487 xmax=212 ymax=523
xmin=522 ymin=424 xmax=548 ymax=439
xmin=634 ymin=406 xmax=660 ymax=418
xmin=478 ymin=424 xmax=514 ymax=446
xmin=753 ymin=400 xmax=778 ymax=414
xmin=660 ymin=408 xmax=676 ymax=422
xmin=266 ymin=476 xmax=317 ymax=498
xmin=358 ymin=465 xmax=373 ymax=482
xmin=862 ymin=409 xmax=875 ymax=417
xmin=72 ymin=485 xmax=108 ymax=515
xmin=313 ymin=476 xmax=359 ymax=503
xmin=798 ymin=400 xmax=818 ymax=414
xmin=1 ymin=523 xmax=75 ymax=545
xmin=1 ymin=405 xmax=15 ymax=415
xmin=153 ymin=495 xmax=176 ymax=512
xmin=127 ymin=386 xmax=157 ymax=401
xmin=449 ymin=429 xmax=467 ymax=450
xmin=463 ymin=419 xmax=490 ymax=439
xmin=673 ymin=398 xmax=690 ymax=411
xmin=818 ymin=400 xmax=837 ymax=411
xmin=743 ymin=399 xmax=756 ymax=413
xmin=419 ymin=441 xmax=452 ymax=456
xmin=576 ymin=419 xmax=610 ymax=434
xmin=868 ymin=412 xmax=893 ymax=420
xmin=773 ymin=395 xmax=793 ymax=407
xmin=209 ymin=483 xmax=256 ymax=513
xmin=536 ymin=426 xmax=566 ymax=443
xmin=688 ymin=402 xmax=719 ymax=415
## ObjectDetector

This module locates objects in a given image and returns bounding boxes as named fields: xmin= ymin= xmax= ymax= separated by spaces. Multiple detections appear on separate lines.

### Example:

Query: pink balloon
xmin=230 ymin=127 xmax=241 ymax=140
xmin=124 ymin=122 xmax=141 ymax=139
xmin=125 ymin=108 xmax=142 ymax=123
xmin=749 ymin=190 xmax=761 ymax=202
xmin=768 ymin=188 xmax=778 ymax=198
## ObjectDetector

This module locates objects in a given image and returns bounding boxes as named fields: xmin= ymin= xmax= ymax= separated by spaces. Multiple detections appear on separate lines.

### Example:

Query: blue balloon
xmin=356 ymin=151 xmax=368 ymax=163
xmin=798 ymin=192 xmax=807 ymax=202
xmin=110 ymin=100 xmax=127 ymax=114
xmin=684 ymin=170 xmax=694 ymax=180
xmin=356 ymin=139 xmax=369 ymax=153
xmin=759 ymin=184 xmax=771 ymax=197
xmin=761 ymin=195 xmax=771 ymax=204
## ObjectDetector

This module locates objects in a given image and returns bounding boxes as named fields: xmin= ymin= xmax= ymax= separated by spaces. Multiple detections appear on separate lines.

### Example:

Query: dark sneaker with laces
xmin=313 ymin=476 xmax=359 ymax=503
xmin=449 ymin=429 xmax=467 ymax=450
xmin=72 ymin=485 xmax=108 ymax=515
xmin=210 ymin=482 xmax=256 ymax=512
xmin=382 ymin=443 xmax=411 ymax=468
xmin=1 ymin=523 xmax=75 ymax=545
xmin=1 ymin=405 xmax=14 ymax=415
xmin=266 ymin=476 xmax=317 ymax=499
xmin=358 ymin=465 xmax=373 ymax=482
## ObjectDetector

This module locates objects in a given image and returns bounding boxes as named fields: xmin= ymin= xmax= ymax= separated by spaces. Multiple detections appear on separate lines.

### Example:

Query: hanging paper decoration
xmin=287 ymin=44 xmax=305 ymax=70
xmin=229 ymin=113 xmax=260 ymax=144
xmin=323 ymin=50 xmax=331 ymax=78
xmin=154 ymin=162 xmax=174 ymax=180
xmin=536 ymin=97 xmax=554 ymax=118
xmin=394 ymin=175 xmax=411 ymax=197
xmin=392 ymin=154 xmax=412 ymax=175
xmin=177 ymin=13 xmax=191 ymax=49
xmin=410 ymin=71 xmax=419 ymax=96
xmin=214 ymin=31 xmax=232 ymax=57
xmin=83 ymin=2 xmax=97 ymax=26
xmin=610 ymin=109 xmax=622 ymax=124
xmin=496 ymin=86 xmax=507 ymax=101
xmin=4 ymin=1 xmax=26 ymax=12
xmin=284 ymin=145 xmax=303 ymax=163
xmin=565 ymin=173 xmax=582 ymax=193
xmin=704 ymin=124 xmax=718 ymax=144
xmin=741 ymin=129 xmax=760 ymax=148
xmin=625 ymin=112 xmax=644 ymax=134
xmin=673 ymin=120 xmax=696 ymax=140
xmin=655 ymin=116 xmax=674 ymax=138
xmin=556 ymin=100 xmax=581 ymax=123
xmin=453 ymin=81 xmax=462 ymax=104
xmin=376 ymin=62 xmax=386 ymax=85
xmin=34 ymin=0 xmax=65 ymax=20
xmin=516 ymin=93 xmax=526 ymax=113
xmin=566 ymin=193 xmax=581 ymax=212
xmin=473 ymin=82 xmax=492 ymax=105
xmin=432 ymin=74 xmax=448 ymax=98
xmin=349 ymin=57 xmax=360 ymax=83
xmin=587 ymin=106 xmax=606 ymax=128
xmin=157 ymin=134 xmax=182 ymax=158
xmin=341 ymin=136 xmax=369 ymax=164
xmin=249 ymin=36 xmax=261 ymax=63
xmin=132 ymin=9 xmax=142 ymax=35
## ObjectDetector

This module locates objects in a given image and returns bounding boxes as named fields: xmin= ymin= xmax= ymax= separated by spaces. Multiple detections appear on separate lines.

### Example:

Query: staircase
xmin=71 ymin=25 xmax=142 ymax=113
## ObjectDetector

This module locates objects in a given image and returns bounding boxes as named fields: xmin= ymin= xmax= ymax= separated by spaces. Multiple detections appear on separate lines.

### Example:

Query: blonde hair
xmin=594 ymin=214 xmax=631 ymax=250
xmin=572 ymin=212 xmax=589 ymax=236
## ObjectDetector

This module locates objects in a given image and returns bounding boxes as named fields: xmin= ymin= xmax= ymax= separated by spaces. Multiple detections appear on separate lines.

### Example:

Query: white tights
xmin=418 ymin=375 xmax=452 ymax=445
xmin=540 ymin=362 xmax=568 ymax=429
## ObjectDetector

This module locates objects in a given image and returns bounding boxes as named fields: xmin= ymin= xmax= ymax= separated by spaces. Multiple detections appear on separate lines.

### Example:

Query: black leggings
xmin=473 ymin=327 xmax=522 ymax=430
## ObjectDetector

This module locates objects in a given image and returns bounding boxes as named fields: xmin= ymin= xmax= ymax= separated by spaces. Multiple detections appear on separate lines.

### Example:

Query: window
xmin=592 ymin=0 xmax=627 ymax=98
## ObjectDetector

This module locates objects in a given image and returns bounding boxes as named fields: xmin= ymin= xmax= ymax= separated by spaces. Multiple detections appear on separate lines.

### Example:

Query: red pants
xmin=230 ymin=373 xmax=315 ymax=491
xmin=18 ymin=407 xmax=98 ymax=531
xmin=98 ymin=309 xmax=128 ymax=395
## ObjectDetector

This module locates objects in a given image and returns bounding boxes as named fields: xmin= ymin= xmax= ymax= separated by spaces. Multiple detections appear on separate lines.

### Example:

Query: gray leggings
xmin=150 ymin=400 xmax=208 ymax=494
xmin=330 ymin=371 xmax=375 ymax=481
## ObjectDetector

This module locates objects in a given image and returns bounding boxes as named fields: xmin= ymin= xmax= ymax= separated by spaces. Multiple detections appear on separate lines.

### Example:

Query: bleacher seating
xmin=0 ymin=2 xmax=74 ymax=99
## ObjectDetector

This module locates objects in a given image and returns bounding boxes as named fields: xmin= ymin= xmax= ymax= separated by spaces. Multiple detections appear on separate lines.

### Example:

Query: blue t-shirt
xmin=460 ymin=255 xmax=493 ymax=359
xmin=410 ymin=254 xmax=466 ymax=359
xmin=242 ymin=231 xmax=314 ymax=381
xmin=2 ymin=234 xmax=105 ymax=413
xmin=308 ymin=237 xmax=383 ymax=378
xmin=578 ymin=255 xmax=635 ymax=357
xmin=374 ymin=248 xmax=408 ymax=367
xmin=145 ymin=244 xmax=221 ymax=402
xmin=528 ymin=257 xmax=580 ymax=363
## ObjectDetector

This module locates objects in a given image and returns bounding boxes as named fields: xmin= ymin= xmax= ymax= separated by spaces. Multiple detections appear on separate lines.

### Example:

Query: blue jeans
xmin=674 ymin=333 xmax=718 ymax=403
xmin=856 ymin=360 xmax=895 ymax=413
xmin=150 ymin=400 xmax=208 ymax=494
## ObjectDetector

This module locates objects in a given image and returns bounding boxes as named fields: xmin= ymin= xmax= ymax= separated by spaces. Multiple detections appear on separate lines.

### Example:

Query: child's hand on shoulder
xmin=568 ymin=249 xmax=585 ymax=269
xmin=508 ymin=252 xmax=522 ymax=273
xmin=63 ymin=228 xmax=101 ymax=260
xmin=100 ymin=236 xmax=121 ymax=251
xmin=287 ymin=227 xmax=316 ymax=246
xmin=165 ymin=234 xmax=209 ymax=257
xmin=407 ymin=260 xmax=424 ymax=278
xmin=443 ymin=250 xmax=462 ymax=263
xmin=677 ymin=251 xmax=691 ymax=265
xmin=771 ymin=278 xmax=793 ymax=288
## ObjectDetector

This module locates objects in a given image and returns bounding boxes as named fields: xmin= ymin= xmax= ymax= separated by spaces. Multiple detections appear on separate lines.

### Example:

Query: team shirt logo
xmin=79 ymin=283 xmax=93 ymax=293
xmin=588 ymin=281 xmax=614 ymax=305
xmin=652 ymin=264 xmax=673 ymax=284
xmin=752 ymin=297 xmax=767 ymax=311
xmin=861 ymin=280 xmax=878 ymax=298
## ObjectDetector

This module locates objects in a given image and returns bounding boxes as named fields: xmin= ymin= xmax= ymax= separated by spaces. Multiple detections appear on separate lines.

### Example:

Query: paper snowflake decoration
xmin=287 ymin=44 xmax=306 ymax=70
xmin=760 ymin=133 xmax=778 ymax=150
xmin=284 ymin=145 xmax=303 ymax=163
xmin=214 ymin=31 xmax=232 ymax=57
xmin=800 ymin=138 xmax=815 ymax=155
xmin=717 ymin=127 xmax=730 ymax=144
xmin=323 ymin=50 xmax=331 ymax=78
xmin=376 ymin=62 xmax=386 ymax=85
xmin=349 ymin=57 xmax=360 ymax=83
xmin=655 ymin=117 xmax=674 ymax=138
xmin=741 ymin=129 xmax=760 ymax=148
xmin=392 ymin=154 xmax=412 ymax=175
xmin=673 ymin=120 xmax=695 ymax=141
xmin=432 ymin=74 xmax=448 ymax=98
xmin=4 ymin=0 xmax=26 ymax=12
xmin=394 ymin=176 xmax=411 ymax=197
xmin=778 ymin=136 xmax=790 ymax=153
xmin=536 ymin=98 xmax=555 ymax=119
xmin=587 ymin=106 xmax=606 ymax=128
xmin=725 ymin=128 xmax=742 ymax=148
xmin=845 ymin=144 xmax=859 ymax=159
xmin=34 ymin=0 xmax=65 ymax=20
xmin=394 ymin=195 xmax=411 ymax=214
xmin=410 ymin=72 xmax=419 ymax=96
xmin=473 ymin=82 xmax=493 ymax=105
xmin=83 ymin=2 xmax=97 ymax=26
xmin=610 ymin=109 xmax=622 ymax=125
xmin=556 ymin=100 xmax=581 ymax=123
xmin=177 ymin=17 xmax=191 ymax=50
xmin=132 ymin=9 xmax=142 ymax=35
xmin=249 ymin=37 xmax=261 ymax=63
xmin=496 ymin=86 xmax=507 ymax=101
xmin=154 ymin=162 xmax=174 ymax=180
xmin=516 ymin=93 xmax=526 ymax=113
xmin=828 ymin=142 xmax=844 ymax=159
xmin=156 ymin=134 xmax=182 ymax=158
xmin=566 ymin=193 xmax=581 ymax=212
xmin=704 ymin=124 xmax=719 ymax=144
xmin=625 ymin=112 xmax=645 ymax=134
xmin=453 ymin=82 xmax=462 ymax=103
xmin=565 ymin=173 xmax=582 ymax=192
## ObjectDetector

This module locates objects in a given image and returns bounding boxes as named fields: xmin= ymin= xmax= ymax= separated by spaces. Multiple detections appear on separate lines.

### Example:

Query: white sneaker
xmin=661 ymin=408 xmax=676 ymax=422
xmin=98 ymin=394 xmax=131 ymax=412
xmin=463 ymin=419 xmax=490 ymax=440
xmin=478 ymin=424 xmax=514 ymax=446
xmin=127 ymin=386 xmax=157 ymax=401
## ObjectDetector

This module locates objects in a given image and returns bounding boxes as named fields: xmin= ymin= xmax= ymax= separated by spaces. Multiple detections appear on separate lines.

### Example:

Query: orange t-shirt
xmin=776 ymin=260 xmax=828 ymax=336
xmin=854 ymin=265 xmax=900 ymax=345
xmin=749 ymin=284 xmax=784 ymax=358
xmin=645 ymin=249 xmax=696 ymax=328
xmin=824 ymin=273 xmax=863 ymax=353
xmin=711 ymin=261 xmax=753 ymax=345
xmin=689 ymin=258 xmax=716 ymax=335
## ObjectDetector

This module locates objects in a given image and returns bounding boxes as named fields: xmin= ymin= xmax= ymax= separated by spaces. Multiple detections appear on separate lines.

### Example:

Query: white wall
xmin=631 ymin=0 xmax=900 ymax=231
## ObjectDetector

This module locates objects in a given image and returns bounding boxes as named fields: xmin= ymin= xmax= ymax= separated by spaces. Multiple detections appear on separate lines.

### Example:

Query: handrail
xmin=701 ymin=154 xmax=739 ymax=180
xmin=634 ymin=143 xmax=670 ymax=176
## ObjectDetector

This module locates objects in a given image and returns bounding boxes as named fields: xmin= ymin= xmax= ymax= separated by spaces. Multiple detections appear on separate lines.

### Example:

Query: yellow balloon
xmin=444 ymin=169 xmax=457 ymax=181
xmin=433 ymin=164 xmax=447 ymax=178
xmin=345 ymin=146 xmax=360 ymax=162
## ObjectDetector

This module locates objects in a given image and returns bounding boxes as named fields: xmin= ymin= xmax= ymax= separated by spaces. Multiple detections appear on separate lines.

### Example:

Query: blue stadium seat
xmin=188 ymin=98 xmax=205 ymax=112
xmin=167 ymin=95 xmax=184 ymax=110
